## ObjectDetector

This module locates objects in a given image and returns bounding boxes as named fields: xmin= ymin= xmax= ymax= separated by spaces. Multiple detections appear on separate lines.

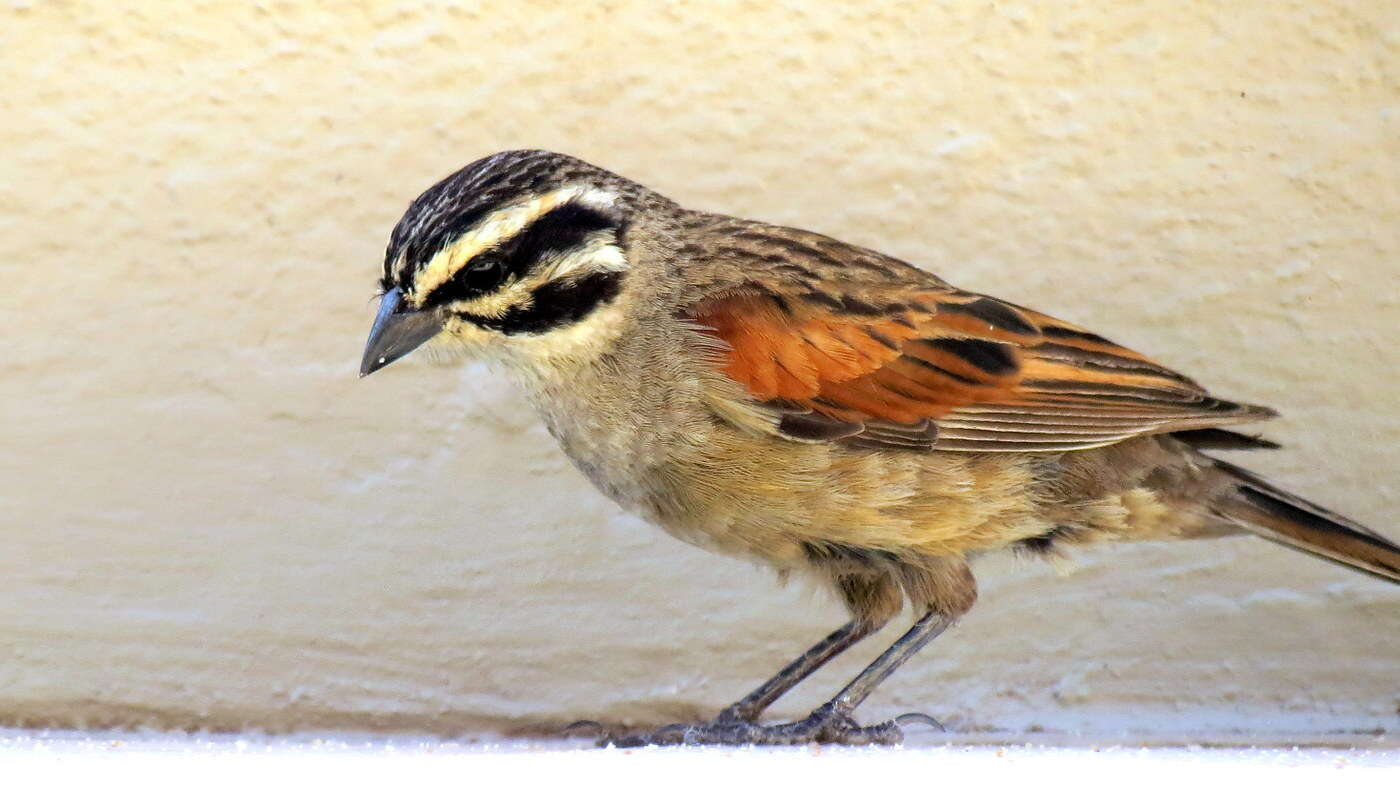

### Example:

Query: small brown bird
xmin=361 ymin=150 xmax=1399 ymax=746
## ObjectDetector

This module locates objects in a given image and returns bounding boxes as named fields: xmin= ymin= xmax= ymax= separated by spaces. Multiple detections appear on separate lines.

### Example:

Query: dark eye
xmin=461 ymin=255 xmax=506 ymax=290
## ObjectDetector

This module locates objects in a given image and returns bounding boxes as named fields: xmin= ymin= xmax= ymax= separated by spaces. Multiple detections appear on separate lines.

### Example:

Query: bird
xmin=360 ymin=149 xmax=1399 ymax=746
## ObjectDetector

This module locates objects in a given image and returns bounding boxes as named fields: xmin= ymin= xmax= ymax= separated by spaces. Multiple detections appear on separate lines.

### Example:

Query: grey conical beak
xmin=360 ymin=288 xmax=442 ymax=377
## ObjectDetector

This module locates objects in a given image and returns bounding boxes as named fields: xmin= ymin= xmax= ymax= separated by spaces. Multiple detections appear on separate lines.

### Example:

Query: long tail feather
xmin=1211 ymin=460 xmax=1400 ymax=584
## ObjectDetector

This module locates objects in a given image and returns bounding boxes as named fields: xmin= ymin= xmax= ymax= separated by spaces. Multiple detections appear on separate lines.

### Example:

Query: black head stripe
xmin=458 ymin=270 xmax=624 ymax=335
xmin=418 ymin=200 xmax=621 ymax=309
xmin=499 ymin=201 xmax=618 ymax=276
xmin=384 ymin=201 xmax=498 ymax=291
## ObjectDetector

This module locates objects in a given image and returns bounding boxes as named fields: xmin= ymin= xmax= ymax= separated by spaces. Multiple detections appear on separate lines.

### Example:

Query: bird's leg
xmin=713 ymin=620 xmax=876 ymax=724
xmin=793 ymin=610 xmax=953 ymax=739
xmin=597 ymin=621 xmax=873 ymax=746
xmin=607 ymin=611 xmax=952 ymax=747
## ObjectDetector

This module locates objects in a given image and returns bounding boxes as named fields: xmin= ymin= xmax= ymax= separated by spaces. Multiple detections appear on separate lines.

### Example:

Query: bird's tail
xmin=1210 ymin=460 xmax=1400 ymax=584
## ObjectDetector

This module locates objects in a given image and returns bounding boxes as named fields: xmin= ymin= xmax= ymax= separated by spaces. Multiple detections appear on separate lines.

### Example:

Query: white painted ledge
xmin=3 ymin=731 xmax=1397 ymax=786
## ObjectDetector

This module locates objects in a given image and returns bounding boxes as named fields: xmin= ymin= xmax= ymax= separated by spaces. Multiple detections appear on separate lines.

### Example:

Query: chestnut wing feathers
xmin=683 ymin=226 xmax=1275 ymax=453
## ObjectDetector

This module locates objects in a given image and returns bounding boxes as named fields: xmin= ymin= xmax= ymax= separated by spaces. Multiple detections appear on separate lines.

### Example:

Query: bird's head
xmin=360 ymin=150 xmax=649 ymax=376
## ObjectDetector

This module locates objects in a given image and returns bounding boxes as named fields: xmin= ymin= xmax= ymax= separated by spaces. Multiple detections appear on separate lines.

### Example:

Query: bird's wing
xmin=686 ymin=279 xmax=1276 ymax=453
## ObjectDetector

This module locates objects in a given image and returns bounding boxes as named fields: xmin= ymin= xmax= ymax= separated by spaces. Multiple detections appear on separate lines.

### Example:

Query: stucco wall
xmin=2 ymin=1 xmax=1397 ymax=738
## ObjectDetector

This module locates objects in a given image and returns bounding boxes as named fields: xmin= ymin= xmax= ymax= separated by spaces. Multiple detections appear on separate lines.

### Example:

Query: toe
xmin=713 ymin=704 xmax=758 ymax=725
xmin=787 ymin=706 xmax=906 ymax=745
xmin=894 ymin=711 xmax=946 ymax=733
xmin=599 ymin=710 xmax=914 ymax=748
xmin=562 ymin=719 xmax=604 ymax=737
xmin=603 ymin=723 xmax=691 ymax=748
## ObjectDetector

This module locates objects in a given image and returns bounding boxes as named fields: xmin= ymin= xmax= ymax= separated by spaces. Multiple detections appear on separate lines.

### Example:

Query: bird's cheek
xmin=439 ymin=316 xmax=503 ymax=353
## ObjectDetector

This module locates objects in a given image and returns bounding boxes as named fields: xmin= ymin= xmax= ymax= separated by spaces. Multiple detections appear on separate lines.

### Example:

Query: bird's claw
xmin=894 ymin=711 xmax=946 ymax=732
xmin=598 ymin=704 xmax=919 ymax=747
xmin=562 ymin=719 xmax=605 ymax=737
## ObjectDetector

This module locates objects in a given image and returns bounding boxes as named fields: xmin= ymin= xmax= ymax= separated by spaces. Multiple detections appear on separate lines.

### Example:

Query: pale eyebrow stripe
xmin=408 ymin=185 xmax=616 ymax=306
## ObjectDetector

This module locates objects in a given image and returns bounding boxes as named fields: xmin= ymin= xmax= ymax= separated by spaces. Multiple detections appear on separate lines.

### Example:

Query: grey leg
xmin=825 ymin=610 xmax=951 ymax=715
xmin=715 ymin=620 xmax=877 ymax=723
xmin=609 ymin=611 xmax=952 ymax=747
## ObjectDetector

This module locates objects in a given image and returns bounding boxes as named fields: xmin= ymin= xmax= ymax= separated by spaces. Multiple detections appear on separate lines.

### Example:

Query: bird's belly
xmin=518 ymin=361 xmax=1080 ymax=568
xmin=557 ymin=416 xmax=1055 ymax=568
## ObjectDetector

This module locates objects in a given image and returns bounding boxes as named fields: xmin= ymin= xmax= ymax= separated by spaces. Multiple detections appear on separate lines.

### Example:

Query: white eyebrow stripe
xmin=447 ymin=229 xmax=630 ymax=323
xmin=407 ymin=185 xmax=618 ymax=306
xmin=534 ymin=229 xmax=630 ymax=282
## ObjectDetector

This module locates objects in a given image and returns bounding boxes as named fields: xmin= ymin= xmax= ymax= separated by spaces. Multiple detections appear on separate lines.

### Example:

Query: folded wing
xmin=688 ymin=286 xmax=1275 ymax=452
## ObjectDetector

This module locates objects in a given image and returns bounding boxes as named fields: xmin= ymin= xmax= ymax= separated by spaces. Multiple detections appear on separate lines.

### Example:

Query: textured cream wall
xmin=2 ymin=1 xmax=1397 ymax=739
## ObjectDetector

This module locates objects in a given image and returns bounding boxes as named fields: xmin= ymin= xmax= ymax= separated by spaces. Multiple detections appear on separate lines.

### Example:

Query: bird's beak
xmin=360 ymin=287 xmax=442 ymax=377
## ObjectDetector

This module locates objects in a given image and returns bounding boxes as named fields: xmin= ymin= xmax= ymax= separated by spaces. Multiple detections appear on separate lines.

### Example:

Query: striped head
xmin=360 ymin=150 xmax=644 ymax=376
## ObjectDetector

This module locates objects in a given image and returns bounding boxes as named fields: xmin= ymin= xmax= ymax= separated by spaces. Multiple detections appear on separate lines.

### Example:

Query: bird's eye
xmin=459 ymin=254 xmax=507 ymax=292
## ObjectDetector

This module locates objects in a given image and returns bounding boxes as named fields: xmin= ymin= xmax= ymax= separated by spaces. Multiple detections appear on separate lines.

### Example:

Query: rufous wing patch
xmin=688 ymin=287 xmax=1275 ymax=452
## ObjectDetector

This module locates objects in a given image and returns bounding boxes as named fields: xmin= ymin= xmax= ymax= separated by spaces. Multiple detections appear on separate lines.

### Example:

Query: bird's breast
xmin=511 ymin=359 xmax=1059 ymax=567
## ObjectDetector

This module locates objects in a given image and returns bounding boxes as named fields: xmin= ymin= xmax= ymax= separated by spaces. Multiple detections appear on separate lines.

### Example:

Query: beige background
xmin=2 ymin=1 xmax=1397 ymax=739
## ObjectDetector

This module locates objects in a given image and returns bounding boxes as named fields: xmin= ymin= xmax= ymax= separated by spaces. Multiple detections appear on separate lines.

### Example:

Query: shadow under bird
xmin=360 ymin=150 xmax=1400 ymax=746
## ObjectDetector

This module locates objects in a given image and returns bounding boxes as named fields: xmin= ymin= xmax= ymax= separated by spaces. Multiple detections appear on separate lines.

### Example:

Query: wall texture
xmin=2 ymin=1 xmax=1397 ymax=739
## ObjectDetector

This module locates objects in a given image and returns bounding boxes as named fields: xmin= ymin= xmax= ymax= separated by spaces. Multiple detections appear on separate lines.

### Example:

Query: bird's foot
xmin=600 ymin=703 xmax=942 ymax=747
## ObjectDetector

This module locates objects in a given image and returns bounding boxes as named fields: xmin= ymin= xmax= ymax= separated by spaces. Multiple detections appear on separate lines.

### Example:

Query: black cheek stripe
xmin=458 ymin=270 xmax=625 ymax=335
